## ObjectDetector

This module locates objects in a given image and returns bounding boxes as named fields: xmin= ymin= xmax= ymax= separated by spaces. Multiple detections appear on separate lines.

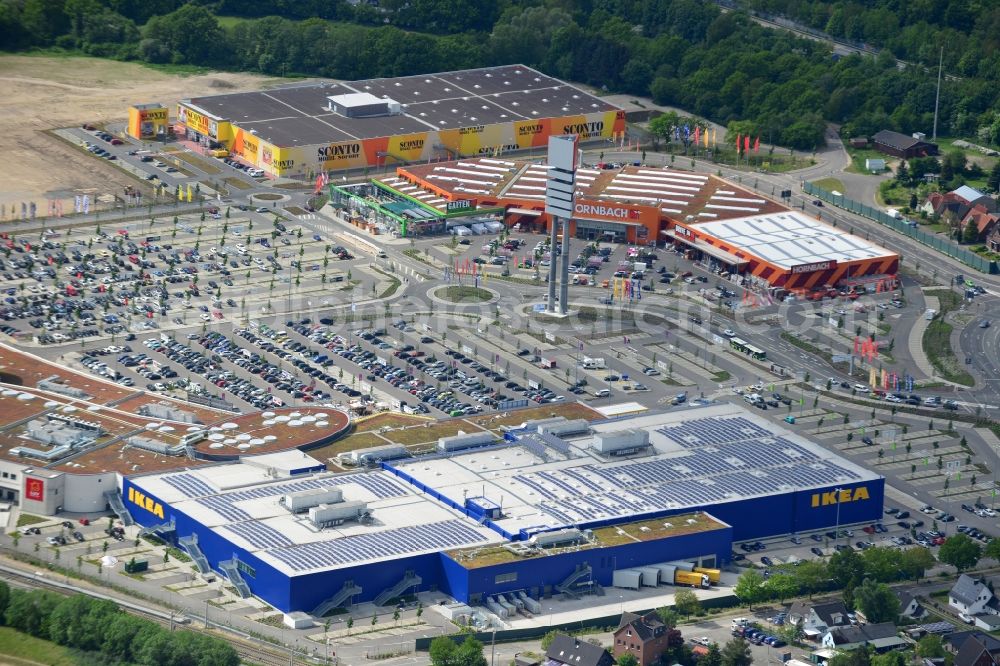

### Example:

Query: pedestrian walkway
xmin=908 ymin=292 xmax=938 ymax=379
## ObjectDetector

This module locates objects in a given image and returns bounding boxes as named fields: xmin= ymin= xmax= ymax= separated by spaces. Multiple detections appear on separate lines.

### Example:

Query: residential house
xmin=821 ymin=622 xmax=907 ymax=652
xmin=896 ymin=590 xmax=927 ymax=620
xmin=788 ymin=600 xmax=852 ymax=639
xmin=949 ymin=575 xmax=995 ymax=616
xmin=951 ymin=185 xmax=996 ymax=211
xmin=961 ymin=204 xmax=1000 ymax=242
xmin=953 ymin=632 xmax=1000 ymax=666
xmin=975 ymin=615 xmax=1000 ymax=632
xmin=546 ymin=634 xmax=616 ymax=666
xmin=614 ymin=611 xmax=676 ymax=666
xmin=922 ymin=191 xmax=973 ymax=221
xmin=987 ymin=225 xmax=1000 ymax=253
xmin=873 ymin=130 xmax=938 ymax=159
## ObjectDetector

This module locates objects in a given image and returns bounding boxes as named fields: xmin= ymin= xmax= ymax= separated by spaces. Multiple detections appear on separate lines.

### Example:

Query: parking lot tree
xmin=765 ymin=572 xmax=797 ymax=602
xmin=853 ymin=578 xmax=900 ymax=623
xmin=733 ymin=569 xmax=765 ymax=610
xmin=828 ymin=548 xmax=865 ymax=590
xmin=860 ymin=547 xmax=900 ymax=583
xmin=720 ymin=637 xmax=752 ymax=666
xmin=984 ymin=538 xmax=1000 ymax=561
xmin=938 ymin=534 xmax=982 ymax=571
xmin=790 ymin=559 xmax=828 ymax=598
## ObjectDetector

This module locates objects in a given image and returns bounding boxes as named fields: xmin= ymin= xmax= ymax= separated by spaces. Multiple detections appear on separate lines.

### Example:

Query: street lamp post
xmin=834 ymin=486 xmax=843 ymax=548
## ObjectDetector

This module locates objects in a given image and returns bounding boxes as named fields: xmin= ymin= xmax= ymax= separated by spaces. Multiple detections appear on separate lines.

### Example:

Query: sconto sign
xmin=128 ymin=486 xmax=164 ymax=519
xmin=810 ymin=486 xmax=869 ymax=507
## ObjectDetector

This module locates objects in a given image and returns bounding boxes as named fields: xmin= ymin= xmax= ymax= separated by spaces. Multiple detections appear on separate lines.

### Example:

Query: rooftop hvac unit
xmin=591 ymin=429 xmax=650 ymax=454
xmin=438 ymin=431 xmax=495 ymax=453
xmin=309 ymin=500 xmax=367 ymax=527
xmin=529 ymin=528 xmax=583 ymax=548
xmin=283 ymin=487 xmax=343 ymax=513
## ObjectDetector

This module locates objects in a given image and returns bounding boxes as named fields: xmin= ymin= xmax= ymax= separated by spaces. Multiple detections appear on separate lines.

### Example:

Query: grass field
xmin=468 ymin=402 xmax=603 ymax=429
xmin=352 ymin=412 xmax=428 ymax=433
xmin=307 ymin=431 xmax=387 ymax=460
xmin=0 ymin=627 xmax=76 ymax=666
xmin=811 ymin=177 xmax=844 ymax=192
xmin=440 ymin=286 xmax=493 ymax=303
xmin=17 ymin=513 xmax=47 ymax=527
xmin=844 ymin=147 xmax=889 ymax=175
xmin=382 ymin=420 xmax=485 ymax=445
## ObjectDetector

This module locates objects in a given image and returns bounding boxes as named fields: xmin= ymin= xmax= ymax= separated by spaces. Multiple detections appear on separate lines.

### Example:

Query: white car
xmin=977 ymin=508 xmax=996 ymax=517
xmin=722 ymin=328 xmax=736 ymax=337
xmin=692 ymin=637 xmax=712 ymax=647
xmin=854 ymin=383 xmax=870 ymax=393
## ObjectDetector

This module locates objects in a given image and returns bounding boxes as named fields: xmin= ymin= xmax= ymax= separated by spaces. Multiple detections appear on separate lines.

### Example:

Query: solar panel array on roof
xmin=224 ymin=521 xmax=294 ymax=549
xmin=161 ymin=472 xmax=216 ymax=498
xmin=194 ymin=472 xmax=407 ymax=521
xmin=510 ymin=416 xmax=863 ymax=527
xmin=266 ymin=519 xmax=489 ymax=572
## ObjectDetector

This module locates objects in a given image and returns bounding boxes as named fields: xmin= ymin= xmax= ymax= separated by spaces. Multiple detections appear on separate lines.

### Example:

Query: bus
xmin=730 ymin=337 xmax=767 ymax=361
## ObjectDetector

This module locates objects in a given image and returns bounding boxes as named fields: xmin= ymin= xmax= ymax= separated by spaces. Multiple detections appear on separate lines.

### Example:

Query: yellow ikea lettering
xmin=128 ymin=487 xmax=164 ymax=520
xmin=811 ymin=486 xmax=869 ymax=507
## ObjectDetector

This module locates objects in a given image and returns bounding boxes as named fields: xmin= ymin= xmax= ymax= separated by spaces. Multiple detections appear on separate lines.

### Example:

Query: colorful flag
xmin=694 ymin=126 xmax=700 ymax=146
xmin=744 ymin=135 xmax=751 ymax=152
xmin=754 ymin=136 xmax=760 ymax=152
xmin=704 ymin=128 xmax=709 ymax=148
xmin=736 ymin=133 xmax=741 ymax=153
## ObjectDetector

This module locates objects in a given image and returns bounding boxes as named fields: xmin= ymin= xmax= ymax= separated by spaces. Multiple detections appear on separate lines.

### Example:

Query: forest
xmin=2 ymin=0 xmax=1000 ymax=151
xmin=0 ymin=581 xmax=240 ymax=666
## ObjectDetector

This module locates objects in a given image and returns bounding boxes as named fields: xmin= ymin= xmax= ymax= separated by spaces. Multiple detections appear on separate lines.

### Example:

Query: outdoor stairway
xmin=374 ymin=570 xmax=422 ymax=606
xmin=313 ymin=580 xmax=362 ymax=616
xmin=219 ymin=559 xmax=252 ymax=598
xmin=178 ymin=535 xmax=211 ymax=574
xmin=104 ymin=490 xmax=135 ymax=526
xmin=556 ymin=564 xmax=593 ymax=599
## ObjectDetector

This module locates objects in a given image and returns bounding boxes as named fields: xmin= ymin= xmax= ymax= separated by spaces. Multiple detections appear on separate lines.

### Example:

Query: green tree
xmin=900 ymin=547 xmax=936 ymax=579
xmin=720 ymin=637 xmax=753 ymax=666
xmin=455 ymin=636 xmax=488 ymax=666
xmin=915 ymin=634 xmax=945 ymax=659
xmin=656 ymin=606 xmax=680 ymax=628
xmin=853 ymin=578 xmax=900 ymax=623
xmin=5 ymin=589 xmax=60 ymax=638
xmin=860 ymin=547 xmax=901 ymax=582
xmin=793 ymin=560 xmax=828 ymax=598
xmin=962 ymin=217 xmax=980 ymax=243
xmin=0 ymin=580 xmax=9 ymax=619
xmin=872 ymin=652 xmax=907 ymax=666
xmin=828 ymin=547 xmax=866 ymax=589
xmin=765 ymin=573 xmax=797 ymax=602
xmin=829 ymin=647 xmax=871 ymax=666
xmin=733 ymin=569 xmax=765 ymax=610
xmin=938 ymin=534 xmax=982 ymax=571
xmin=541 ymin=630 xmax=557 ymax=651
xmin=703 ymin=642 xmax=723 ymax=666
xmin=674 ymin=589 xmax=701 ymax=615
xmin=429 ymin=636 xmax=456 ymax=666
xmin=618 ymin=654 xmax=640 ymax=666
xmin=984 ymin=538 xmax=1000 ymax=561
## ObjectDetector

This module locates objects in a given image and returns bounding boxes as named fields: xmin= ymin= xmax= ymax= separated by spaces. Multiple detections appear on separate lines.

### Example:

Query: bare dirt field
xmin=0 ymin=54 xmax=278 ymax=212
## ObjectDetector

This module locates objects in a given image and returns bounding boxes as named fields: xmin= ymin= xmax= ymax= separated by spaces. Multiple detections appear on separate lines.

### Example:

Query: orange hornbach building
xmin=390 ymin=158 xmax=898 ymax=293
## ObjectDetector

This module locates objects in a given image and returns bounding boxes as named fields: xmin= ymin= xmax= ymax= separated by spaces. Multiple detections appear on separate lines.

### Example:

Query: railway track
xmin=0 ymin=563 xmax=310 ymax=666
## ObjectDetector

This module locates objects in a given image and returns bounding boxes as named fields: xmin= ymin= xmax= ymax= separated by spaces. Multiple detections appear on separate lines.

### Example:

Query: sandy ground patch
xmin=0 ymin=55 xmax=279 ymax=212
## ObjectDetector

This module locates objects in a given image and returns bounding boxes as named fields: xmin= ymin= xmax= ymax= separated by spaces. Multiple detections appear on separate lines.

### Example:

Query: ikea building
xmin=122 ymin=404 xmax=883 ymax=615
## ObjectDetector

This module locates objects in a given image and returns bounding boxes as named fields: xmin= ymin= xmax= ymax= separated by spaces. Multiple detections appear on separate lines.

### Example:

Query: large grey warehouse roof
xmin=181 ymin=65 xmax=620 ymax=147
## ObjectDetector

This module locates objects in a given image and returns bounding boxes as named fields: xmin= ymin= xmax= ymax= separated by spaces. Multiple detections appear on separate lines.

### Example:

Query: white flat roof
xmin=134 ymin=462 xmax=501 ymax=576
xmin=693 ymin=211 xmax=896 ymax=269
xmin=392 ymin=403 xmax=881 ymax=536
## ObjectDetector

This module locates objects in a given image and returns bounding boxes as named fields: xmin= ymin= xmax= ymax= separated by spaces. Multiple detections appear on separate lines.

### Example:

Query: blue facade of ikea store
xmin=121 ymin=474 xmax=884 ymax=614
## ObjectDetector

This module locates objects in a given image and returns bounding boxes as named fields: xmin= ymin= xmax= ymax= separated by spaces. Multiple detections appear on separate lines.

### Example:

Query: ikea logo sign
xmin=128 ymin=487 xmax=164 ymax=520
xmin=811 ymin=487 xmax=869 ymax=508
